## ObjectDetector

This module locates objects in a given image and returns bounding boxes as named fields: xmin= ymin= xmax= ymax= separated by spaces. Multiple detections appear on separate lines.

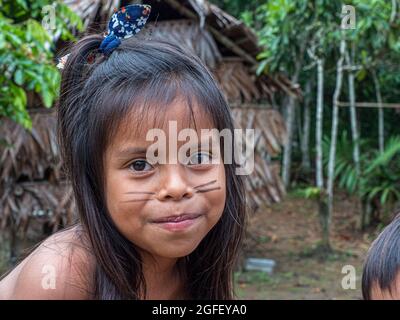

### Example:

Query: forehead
xmin=109 ymin=96 xmax=215 ymax=149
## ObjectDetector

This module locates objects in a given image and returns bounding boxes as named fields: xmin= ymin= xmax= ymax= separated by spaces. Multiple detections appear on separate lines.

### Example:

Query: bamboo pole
xmin=337 ymin=101 xmax=400 ymax=108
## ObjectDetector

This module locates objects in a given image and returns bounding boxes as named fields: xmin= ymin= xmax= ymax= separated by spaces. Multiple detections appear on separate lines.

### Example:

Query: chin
xmin=154 ymin=243 xmax=200 ymax=259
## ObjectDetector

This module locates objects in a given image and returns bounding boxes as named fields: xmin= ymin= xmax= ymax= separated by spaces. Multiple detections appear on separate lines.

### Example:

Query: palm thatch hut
xmin=0 ymin=0 xmax=300 ymax=257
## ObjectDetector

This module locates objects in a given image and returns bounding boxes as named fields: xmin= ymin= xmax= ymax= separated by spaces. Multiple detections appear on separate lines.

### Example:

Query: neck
xmin=141 ymin=252 xmax=186 ymax=299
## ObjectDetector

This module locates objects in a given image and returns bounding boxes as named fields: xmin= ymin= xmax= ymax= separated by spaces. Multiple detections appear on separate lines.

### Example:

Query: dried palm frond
xmin=143 ymin=19 xmax=222 ymax=69
xmin=64 ymin=0 xmax=120 ymax=29
xmin=259 ymin=74 xmax=302 ymax=100
xmin=0 ymin=111 xmax=61 ymax=183
xmin=230 ymin=106 xmax=287 ymax=210
xmin=213 ymin=59 xmax=261 ymax=103
xmin=0 ymin=181 xmax=76 ymax=238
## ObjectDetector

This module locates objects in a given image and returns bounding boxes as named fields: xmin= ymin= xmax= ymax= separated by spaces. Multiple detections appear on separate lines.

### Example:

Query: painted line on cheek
xmin=124 ymin=191 xmax=155 ymax=194
xmin=121 ymin=198 xmax=155 ymax=203
xmin=195 ymin=186 xmax=221 ymax=193
xmin=194 ymin=180 xmax=217 ymax=189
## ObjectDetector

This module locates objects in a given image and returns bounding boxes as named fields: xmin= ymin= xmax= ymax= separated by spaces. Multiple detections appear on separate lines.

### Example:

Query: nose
xmin=156 ymin=165 xmax=194 ymax=201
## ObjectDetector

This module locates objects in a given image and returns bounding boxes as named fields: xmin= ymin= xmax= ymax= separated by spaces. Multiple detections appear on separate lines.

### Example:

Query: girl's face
xmin=104 ymin=99 xmax=226 ymax=260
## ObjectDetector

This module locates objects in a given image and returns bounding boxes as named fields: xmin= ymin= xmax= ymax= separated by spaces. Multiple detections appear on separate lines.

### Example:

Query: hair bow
xmin=57 ymin=4 xmax=151 ymax=69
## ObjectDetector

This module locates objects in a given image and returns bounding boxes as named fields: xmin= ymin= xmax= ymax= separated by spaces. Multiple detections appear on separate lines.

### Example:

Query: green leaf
xmin=41 ymin=85 xmax=53 ymax=108
xmin=356 ymin=68 xmax=367 ymax=81
xmin=380 ymin=187 xmax=392 ymax=205
xmin=14 ymin=69 xmax=24 ymax=86
xmin=256 ymin=59 xmax=269 ymax=76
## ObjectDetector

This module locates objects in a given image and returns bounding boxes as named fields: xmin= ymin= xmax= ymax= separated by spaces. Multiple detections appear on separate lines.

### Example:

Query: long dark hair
xmin=57 ymin=34 xmax=247 ymax=299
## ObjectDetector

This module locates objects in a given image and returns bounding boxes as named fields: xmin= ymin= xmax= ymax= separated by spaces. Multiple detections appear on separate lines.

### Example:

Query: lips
xmin=151 ymin=213 xmax=204 ymax=232
xmin=151 ymin=213 xmax=203 ymax=223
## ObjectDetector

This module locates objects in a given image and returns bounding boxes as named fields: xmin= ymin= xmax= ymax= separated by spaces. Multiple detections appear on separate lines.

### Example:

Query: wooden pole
xmin=337 ymin=101 xmax=400 ymax=108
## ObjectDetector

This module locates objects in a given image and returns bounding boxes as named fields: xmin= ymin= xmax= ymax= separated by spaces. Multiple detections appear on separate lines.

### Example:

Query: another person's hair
xmin=362 ymin=213 xmax=400 ymax=299
xmin=57 ymin=35 xmax=246 ymax=299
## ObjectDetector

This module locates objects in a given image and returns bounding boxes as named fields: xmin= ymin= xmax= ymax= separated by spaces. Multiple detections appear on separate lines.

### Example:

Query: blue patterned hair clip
xmin=56 ymin=4 xmax=151 ymax=69
xmin=99 ymin=4 xmax=151 ymax=56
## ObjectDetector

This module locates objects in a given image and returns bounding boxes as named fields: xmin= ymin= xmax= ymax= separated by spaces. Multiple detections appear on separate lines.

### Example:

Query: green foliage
xmin=323 ymin=133 xmax=400 ymax=209
xmin=245 ymin=0 xmax=343 ymax=75
xmin=322 ymin=131 xmax=370 ymax=194
xmin=344 ymin=0 xmax=400 ymax=97
xmin=213 ymin=0 xmax=400 ymax=218
xmin=238 ymin=0 xmax=400 ymax=103
xmin=361 ymin=136 xmax=400 ymax=207
xmin=349 ymin=0 xmax=399 ymax=53
xmin=295 ymin=187 xmax=322 ymax=200
xmin=0 ymin=0 xmax=83 ymax=128
xmin=209 ymin=0 xmax=265 ymax=20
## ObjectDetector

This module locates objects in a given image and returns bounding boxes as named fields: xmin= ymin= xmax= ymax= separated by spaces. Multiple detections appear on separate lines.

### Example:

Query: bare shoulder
xmin=1 ymin=225 xmax=95 ymax=300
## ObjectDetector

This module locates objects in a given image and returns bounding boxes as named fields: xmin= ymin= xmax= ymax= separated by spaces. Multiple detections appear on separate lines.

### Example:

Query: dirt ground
xmin=235 ymin=192 xmax=383 ymax=300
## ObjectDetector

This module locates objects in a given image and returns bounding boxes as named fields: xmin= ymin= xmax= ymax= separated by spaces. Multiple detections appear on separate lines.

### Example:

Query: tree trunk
xmin=326 ymin=39 xmax=346 ymax=251
xmin=282 ymin=95 xmax=296 ymax=188
xmin=316 ymin=59 xmax=324 ymax=190
xmin=346 ymin=49 xmax=361 ymax=180
xmin=301 ymin=80 xmax=312 ymax=172
xmin=282 ymin=40 xmax=308 ymax=188
xmin=314 ymin=58 xmax=330 ymax=251
xmin=346 ymin=48 xmax=363 ymax=230
xmin=372 ymin=70 xmax=384 ymax=154
xmin=282 ymin=70 xmax=301 ymax=188
xmin=318 ymin=193 xmax=330 ymax=251
xmin=391 ymin=0 xmax=397 ymax=24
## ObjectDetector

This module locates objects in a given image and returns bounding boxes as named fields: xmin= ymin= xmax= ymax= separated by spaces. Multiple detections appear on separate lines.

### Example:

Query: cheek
xmin=105 ymin=171 xmax=129 ymax=217
xmin=206 ymin=164 xmax=227 ymax=220
xmin=104 ymin=169 xmax=147 ymax=233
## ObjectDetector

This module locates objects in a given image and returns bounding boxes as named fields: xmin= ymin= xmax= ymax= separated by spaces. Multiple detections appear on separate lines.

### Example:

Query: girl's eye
xmin=129 ymin=159 xmax=153 ymax=172
xmin=188 ymin=152 xmax=212 ymax=166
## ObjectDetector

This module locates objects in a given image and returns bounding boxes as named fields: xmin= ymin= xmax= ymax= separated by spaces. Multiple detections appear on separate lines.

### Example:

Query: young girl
xmin=0 ymin=5 xmax=246 ymax=299
xmin=362 ymin=213 xmax=400 ymax=299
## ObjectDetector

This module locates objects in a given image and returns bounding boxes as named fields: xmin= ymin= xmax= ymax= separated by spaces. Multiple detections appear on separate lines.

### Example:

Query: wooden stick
xmin=337 ymin=101 xmax=400 ymax=108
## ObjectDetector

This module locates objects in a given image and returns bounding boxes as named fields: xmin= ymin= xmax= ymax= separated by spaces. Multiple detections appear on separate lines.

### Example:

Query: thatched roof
xmin=62 ymin=0 xmax=301 ymax=100
xmin=67 ymin=0 xmax=260 ymax=60
xmin=64 ymin=0 xmax=119 ymax=29
xmin=140 ymin=19 xmax=223 ymax=69
xmin=0 ymin=111 xmax=76 ymax=237
xmin=0 ymin=111 xmax=59 ymax=183
xmin=231 ymin=106 xmax=287 ymax=208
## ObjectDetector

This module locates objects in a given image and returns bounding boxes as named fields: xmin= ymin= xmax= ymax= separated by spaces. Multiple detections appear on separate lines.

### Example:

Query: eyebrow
xmin=115 ymin=147 xmax=148 ymax=158
xmin=114 ymin=139 xmax=217 ymax=159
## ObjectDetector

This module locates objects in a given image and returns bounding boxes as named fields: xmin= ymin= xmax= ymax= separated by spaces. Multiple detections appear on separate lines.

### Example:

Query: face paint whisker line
xmin=194 ymin=180 xmax=217 ymax=190
xmin=121 ymin=199 xmax=155 ymax=203
xmin=124 ymin=191 xmax=155 ymax=195
xmin=195 ymin=187 xmax=221 ymax=193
